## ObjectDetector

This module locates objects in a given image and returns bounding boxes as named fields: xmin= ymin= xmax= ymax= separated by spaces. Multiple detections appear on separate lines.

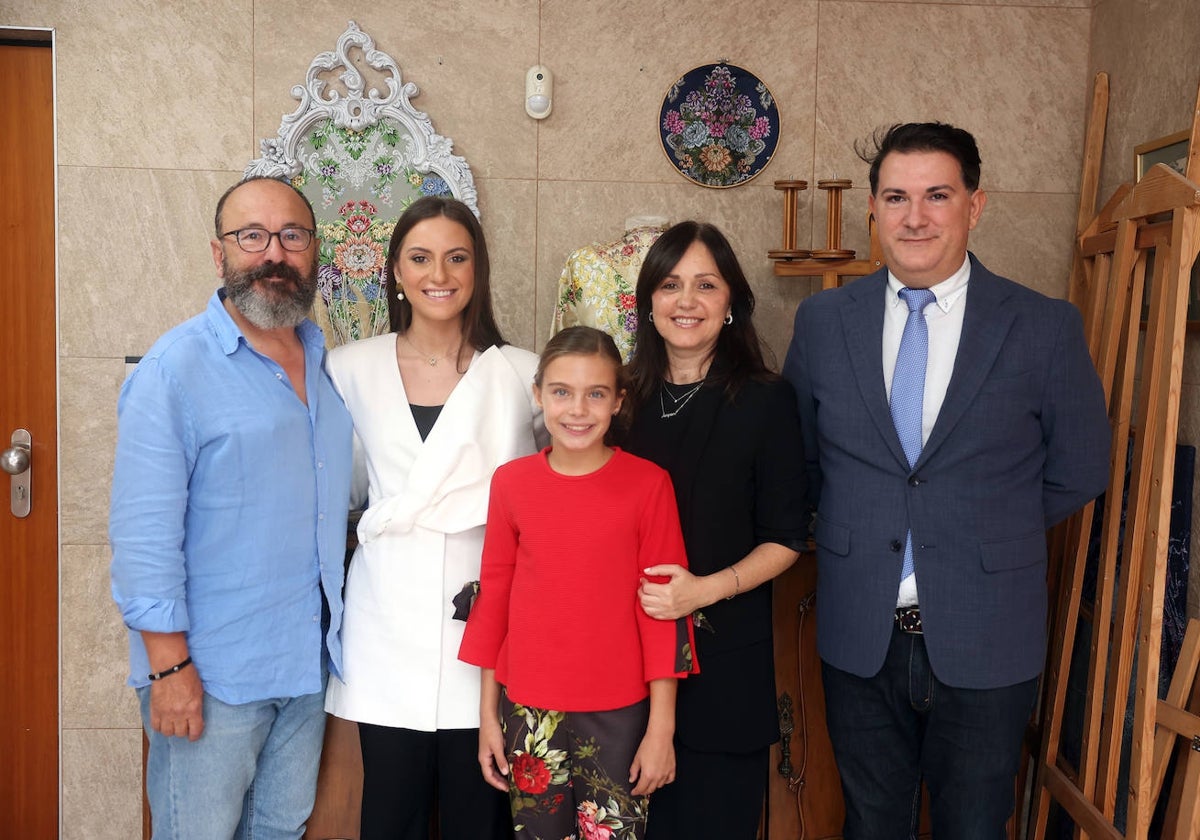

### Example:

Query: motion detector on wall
xmin=526 ymin=65 xmax=552 ymax=119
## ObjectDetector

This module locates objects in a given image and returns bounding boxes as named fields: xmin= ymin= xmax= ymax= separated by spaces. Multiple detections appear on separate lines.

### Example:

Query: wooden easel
xmin=1029 ymin=76 xmax=1200 ymax=840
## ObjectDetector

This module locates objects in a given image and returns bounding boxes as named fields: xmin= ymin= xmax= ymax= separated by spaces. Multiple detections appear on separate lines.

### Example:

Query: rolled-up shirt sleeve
xmin=109 ymin=357 xmax=194 ymax=634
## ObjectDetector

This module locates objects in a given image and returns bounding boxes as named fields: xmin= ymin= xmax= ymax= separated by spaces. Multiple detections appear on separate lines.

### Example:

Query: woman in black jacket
xmin=623 ymin=221 xmax=808 ymax=839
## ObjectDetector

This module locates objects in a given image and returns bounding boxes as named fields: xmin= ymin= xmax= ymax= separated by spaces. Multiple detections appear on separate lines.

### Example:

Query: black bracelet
xmin=147 ymin=656 xmax=193 ymax=681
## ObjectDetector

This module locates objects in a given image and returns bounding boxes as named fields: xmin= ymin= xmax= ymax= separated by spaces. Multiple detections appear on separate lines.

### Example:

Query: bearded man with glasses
xmin=110 ymin=176 xmax=353 ymax=839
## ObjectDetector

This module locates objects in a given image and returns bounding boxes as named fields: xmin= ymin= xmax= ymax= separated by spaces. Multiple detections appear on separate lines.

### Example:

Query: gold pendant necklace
xmin=404 ymin=334 xmax=456 ymax=367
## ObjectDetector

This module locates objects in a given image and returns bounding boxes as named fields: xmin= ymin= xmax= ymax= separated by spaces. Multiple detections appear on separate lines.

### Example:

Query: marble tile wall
xmin=1 ymin=0 xmax=1161 ymax=835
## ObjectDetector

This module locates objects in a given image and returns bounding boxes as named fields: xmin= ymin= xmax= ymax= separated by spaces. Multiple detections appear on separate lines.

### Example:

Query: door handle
xmin=2 ymin=429 xmax=31 ymax=518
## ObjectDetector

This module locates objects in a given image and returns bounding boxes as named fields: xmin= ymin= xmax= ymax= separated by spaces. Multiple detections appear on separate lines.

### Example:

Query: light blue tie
xmin=891 ymin=287 xmax=937 ymax=582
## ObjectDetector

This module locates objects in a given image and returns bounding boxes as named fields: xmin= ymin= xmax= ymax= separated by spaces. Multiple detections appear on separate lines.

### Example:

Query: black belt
xmin=895 ymin=607 xmax=923 ymax=634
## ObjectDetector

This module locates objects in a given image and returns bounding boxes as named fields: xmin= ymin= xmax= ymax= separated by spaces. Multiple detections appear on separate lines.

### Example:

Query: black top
xmin=623 ymin=375 xmax=807 ymax=752
xmin=409 ymin=403 xmax=443 ymax=441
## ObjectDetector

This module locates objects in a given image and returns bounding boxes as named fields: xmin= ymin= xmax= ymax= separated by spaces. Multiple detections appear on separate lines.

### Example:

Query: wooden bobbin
xmin=811 ymin=178 xmax=855 ymax=260
xmin=768 ymin=179 xmax=811 ymax=261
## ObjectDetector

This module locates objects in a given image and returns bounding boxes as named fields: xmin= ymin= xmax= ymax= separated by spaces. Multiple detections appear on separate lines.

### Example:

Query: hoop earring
xmin=648 ymin=312 xmax=654 ymax=324
xmin=724 ymin=311 xmax=733 ymax=325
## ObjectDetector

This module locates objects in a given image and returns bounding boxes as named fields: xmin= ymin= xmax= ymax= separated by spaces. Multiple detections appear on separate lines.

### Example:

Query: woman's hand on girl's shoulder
xmin=639 ymin=565 xmax=712 ymax=620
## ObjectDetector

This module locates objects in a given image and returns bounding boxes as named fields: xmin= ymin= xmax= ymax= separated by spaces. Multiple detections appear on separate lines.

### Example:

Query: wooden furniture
xmin=768 ymin=175 xmax=884 ymax=289
xmin=1029 ymin=76 xmax=1200 ymax=840
xmin=811 ymin=179 xmax=855 ymax=260
xmin=768 ymin=180 xmax=812 ymax=261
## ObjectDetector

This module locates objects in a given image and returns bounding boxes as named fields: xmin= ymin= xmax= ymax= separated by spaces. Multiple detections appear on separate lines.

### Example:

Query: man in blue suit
xmin=783 ymin=123 xmax=1110 ymax=838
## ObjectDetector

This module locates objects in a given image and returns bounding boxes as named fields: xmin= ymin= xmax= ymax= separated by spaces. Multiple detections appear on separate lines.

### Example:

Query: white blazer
xmin=324 ymin=335 xmax=545 ymax=730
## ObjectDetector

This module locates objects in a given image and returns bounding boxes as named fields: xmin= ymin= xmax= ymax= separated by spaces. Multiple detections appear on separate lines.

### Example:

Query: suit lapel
xmin=840 ymin=272 xmax=911 ymax=470
xmin=917 ymin=258 xmax=1016 ymax=467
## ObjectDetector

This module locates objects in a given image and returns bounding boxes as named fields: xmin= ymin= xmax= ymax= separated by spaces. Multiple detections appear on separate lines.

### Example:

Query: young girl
xmin=459 ymin=326 xmax=698 ymax=840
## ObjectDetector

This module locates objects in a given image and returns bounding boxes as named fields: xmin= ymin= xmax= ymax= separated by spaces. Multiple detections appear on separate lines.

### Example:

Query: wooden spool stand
xmin=768 ymin=177 xmax=883 ymax=288
xmin=768 ymin=179 xmax=812 ymax=261
xmin=811 ymin=178 xmax=856 ymax=260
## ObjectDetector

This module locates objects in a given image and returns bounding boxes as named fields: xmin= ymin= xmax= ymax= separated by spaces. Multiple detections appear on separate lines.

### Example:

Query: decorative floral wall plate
xmin=659 ymin=62 xmax=779 ymax=188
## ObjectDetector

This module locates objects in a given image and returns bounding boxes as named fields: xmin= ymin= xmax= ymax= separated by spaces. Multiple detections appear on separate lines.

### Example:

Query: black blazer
xmin=625 ymin=376 xmax=807 ymax=752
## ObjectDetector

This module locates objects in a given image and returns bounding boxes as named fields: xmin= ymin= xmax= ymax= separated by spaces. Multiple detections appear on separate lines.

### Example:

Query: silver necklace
xmin=659 ymin=381 xmax=704 ymax=419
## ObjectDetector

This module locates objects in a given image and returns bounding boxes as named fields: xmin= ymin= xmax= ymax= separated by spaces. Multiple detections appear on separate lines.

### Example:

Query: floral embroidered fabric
xmin=552 ymin=225 xmax=666 ymax=362
xmin=290 ymin=118 xmax=455 ymax=346
xmin=659 ymin=63 xmax=779 ymax=188
xmin=503 ymin=698 xmax=652 ymax=840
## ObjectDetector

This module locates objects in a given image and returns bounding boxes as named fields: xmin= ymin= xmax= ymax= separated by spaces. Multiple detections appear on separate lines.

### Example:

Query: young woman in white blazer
xmin=325 ymin=196 xmax=546 ymax=840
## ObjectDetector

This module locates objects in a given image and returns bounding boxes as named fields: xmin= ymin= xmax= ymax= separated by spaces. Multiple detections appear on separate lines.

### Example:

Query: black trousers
xmin=644 ymin=741 xmax=769 ymax=839
xmin=357 ymin=723 xmax=512 ymax=840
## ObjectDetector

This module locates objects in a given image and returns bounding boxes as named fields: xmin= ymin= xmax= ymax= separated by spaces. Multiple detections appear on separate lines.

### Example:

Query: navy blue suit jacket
xmin=782 ymin=255 xmax=1110 ymax=689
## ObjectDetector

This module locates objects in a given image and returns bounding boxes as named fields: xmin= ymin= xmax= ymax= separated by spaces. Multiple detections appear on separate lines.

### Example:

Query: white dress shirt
xmin=882 ymin=255 xmax=970 ymax=607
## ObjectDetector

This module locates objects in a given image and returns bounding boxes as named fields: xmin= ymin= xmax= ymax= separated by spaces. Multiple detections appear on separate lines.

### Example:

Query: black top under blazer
xmin=625 ymin=375 xmax=808 ymax=753
xmin=782 ymin=254 xmax=1111 ymax=690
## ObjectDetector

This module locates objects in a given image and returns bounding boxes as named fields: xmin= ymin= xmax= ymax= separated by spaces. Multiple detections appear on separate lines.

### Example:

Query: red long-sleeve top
xmin=459 ymin=448 xmax=697 ymax=712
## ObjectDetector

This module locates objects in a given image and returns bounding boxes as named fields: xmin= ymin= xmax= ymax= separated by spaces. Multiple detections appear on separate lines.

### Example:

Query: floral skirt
xmin=501 ymin=691 xmax=651 ymax=840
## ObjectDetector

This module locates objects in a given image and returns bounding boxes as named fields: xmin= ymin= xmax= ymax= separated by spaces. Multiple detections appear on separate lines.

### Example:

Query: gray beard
xmin=228 ymin=283 xmax=312 ymax=329
xmin=224 ymin=257 xmax=317 ymax=330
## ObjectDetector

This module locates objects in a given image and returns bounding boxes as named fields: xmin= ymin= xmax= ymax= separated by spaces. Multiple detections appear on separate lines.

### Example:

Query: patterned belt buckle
xmin=895 ymin=607 xmax=923 ymax=634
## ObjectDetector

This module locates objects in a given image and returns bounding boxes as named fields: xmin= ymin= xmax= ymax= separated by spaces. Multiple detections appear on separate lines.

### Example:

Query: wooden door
xmin=768 ymin=552 xmax=846 ymax=838
xmin=0 ymin=38 xmax=60 ymax=837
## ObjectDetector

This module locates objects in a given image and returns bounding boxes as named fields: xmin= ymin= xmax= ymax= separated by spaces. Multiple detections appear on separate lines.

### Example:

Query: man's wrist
xmin=147 ymin=656 xmax=193 ymax=681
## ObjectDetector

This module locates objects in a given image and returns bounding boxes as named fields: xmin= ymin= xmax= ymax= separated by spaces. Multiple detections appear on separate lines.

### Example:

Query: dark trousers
xmin=500 ymin=693 xmax=651 ymax=840
xmin=357 ymin=723 xmax=512 ymax=840
xmin=822 ymin=626 xmax=1038 ymax=840
xmin=644 ymin=742 xmax=768 ymax=839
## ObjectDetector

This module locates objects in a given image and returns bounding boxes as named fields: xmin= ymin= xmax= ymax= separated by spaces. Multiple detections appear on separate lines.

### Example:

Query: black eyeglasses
xmin=220 ymin=227 xmax=315 ymax=253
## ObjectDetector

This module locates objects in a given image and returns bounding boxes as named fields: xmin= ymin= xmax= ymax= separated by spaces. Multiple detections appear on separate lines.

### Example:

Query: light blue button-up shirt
xmin=110 ymin=290 xmax=353 ymax=704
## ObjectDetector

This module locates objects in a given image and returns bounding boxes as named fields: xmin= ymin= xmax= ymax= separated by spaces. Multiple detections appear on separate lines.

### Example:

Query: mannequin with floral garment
xmin=551 ymin=216 xmax=669 ymax=362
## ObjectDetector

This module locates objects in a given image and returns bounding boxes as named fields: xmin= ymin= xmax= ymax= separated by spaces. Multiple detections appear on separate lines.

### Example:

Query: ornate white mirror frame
xmin=246 ymin=20 xmax=479 ymax=346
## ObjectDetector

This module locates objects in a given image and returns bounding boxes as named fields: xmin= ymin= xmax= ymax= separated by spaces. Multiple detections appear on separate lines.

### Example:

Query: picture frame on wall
xmin=1133 ymin=128 xmax=1198 ymax=326
xmin=1134 ymin=129 xmax=1190 ymax=181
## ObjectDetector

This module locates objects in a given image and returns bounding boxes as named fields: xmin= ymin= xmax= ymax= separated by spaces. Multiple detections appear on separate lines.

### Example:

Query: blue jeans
xmin=821 ymin=627 xmax=1038 ymax=840
xmin=137 ymin=686 xmax=326 ymax=840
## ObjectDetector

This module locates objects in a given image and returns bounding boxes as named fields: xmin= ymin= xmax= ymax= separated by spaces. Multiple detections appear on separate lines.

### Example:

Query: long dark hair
xmin=627 ymin=221 xmax=773 ymax=408
xmin=385 ymin=196 xmax=506 ymax=351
